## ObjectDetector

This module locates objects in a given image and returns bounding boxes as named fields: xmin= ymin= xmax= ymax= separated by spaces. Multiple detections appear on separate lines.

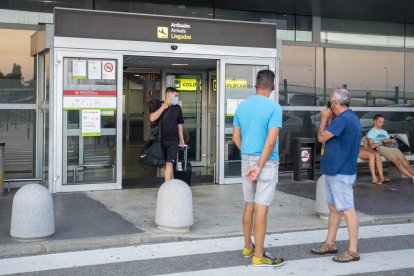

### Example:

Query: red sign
xmin=63 ymin=90 xmax=116 ymax=96
xmin=301 ymin=150 xmax=310 ymax=163
xmin=103 ymin=62 xmax=114 ymax=73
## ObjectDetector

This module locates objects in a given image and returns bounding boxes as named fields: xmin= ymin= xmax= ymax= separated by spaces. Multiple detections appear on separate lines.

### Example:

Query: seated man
xmin=367 ymin=114 xmax=414 ymax=184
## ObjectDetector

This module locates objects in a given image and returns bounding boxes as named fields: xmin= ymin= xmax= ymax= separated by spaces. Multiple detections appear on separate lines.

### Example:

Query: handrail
xmin=73 ymin=164 xmax=115 ymax=184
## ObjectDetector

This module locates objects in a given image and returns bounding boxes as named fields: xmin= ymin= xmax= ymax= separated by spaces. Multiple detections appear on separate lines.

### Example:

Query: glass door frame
xmin=161 ymin=69 xmax=208 ymax=167
xmin=53 ymin=49 xmax=123 ymax=192
xmin=217 ymin=58 xmax=277 ymax=184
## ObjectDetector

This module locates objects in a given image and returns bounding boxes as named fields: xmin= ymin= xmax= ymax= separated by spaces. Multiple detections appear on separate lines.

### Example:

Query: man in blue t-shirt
xmin=233 ymin=70 xmax=284 ymax=267
xmin=367 ymin=114 xmax=414 ymax=183
xmin=311 ymin=89 xmax=362 ymax=263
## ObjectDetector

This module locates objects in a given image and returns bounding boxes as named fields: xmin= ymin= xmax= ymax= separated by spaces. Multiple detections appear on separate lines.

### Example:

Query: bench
xmin=357 ymin=133 xmax=414 ymax=178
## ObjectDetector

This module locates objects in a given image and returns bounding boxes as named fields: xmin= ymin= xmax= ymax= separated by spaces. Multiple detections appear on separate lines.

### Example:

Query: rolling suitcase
xmin=174 ymin=146 xmax=192 ymax=185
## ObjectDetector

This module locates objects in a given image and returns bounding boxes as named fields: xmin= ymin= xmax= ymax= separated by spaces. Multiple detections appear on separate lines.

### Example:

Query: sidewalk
xmin=0 ymin=175 xmax=413 ymax=258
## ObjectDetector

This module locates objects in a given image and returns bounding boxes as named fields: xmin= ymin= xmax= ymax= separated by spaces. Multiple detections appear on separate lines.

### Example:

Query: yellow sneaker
xmin=252 ymin=252 xmax=285 ymax=267
xmin=242 ymin=243 xmax=255 ymax=258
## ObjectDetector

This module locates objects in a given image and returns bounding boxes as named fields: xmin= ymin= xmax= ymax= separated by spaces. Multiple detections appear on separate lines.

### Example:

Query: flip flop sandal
xmin=380 ymin=178 xmax=390 ymax=183
xmin=371 ymin=180 xmax=382 ymax=185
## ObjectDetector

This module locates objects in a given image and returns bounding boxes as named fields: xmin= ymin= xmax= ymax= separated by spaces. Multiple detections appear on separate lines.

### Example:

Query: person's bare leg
xmin=253 ymin=204 xmax=268 ymax=258
xmin=391 ymin=159 xmax=413 ymax=178
xmin=401 ymin=158 xmax=414 ymax=175
xmin=243 ymin=202 xmax=255 ymax=249
xmin=375 ymin=152 xmax=386 ymax=181
xmin=165 ymin=162 xmax=174 ymax=181
xmin=359 ymin=150 xmax=378 ymax=182
xmin=342 ymin=208 xmax=359 ymax=253
xmin=368 ymin=153 xmax=378 ymax=181
xmin=325 ymin=204 xmax=342 ymax=245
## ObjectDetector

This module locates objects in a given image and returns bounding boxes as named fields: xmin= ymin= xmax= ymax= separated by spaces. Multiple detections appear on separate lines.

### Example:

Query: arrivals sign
xmin=55 ymin=9 xmax=277 ymax=49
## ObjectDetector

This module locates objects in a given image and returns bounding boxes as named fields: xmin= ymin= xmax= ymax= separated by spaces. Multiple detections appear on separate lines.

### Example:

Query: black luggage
xmin=174 ymin=146 xmax=192 ymax=185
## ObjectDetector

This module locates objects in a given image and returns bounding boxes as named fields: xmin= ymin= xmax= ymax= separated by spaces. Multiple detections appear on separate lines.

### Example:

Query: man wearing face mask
xmin=311 ymin=88 xmax=362 ymax=263
xmin=150 ymin=87 xmax=185 ymax=181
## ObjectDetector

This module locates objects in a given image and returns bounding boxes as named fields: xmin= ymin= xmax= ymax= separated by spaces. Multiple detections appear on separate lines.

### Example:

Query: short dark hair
xmin=373 ymin=114 xmax=384 ymax=121
xmin=256 ymin=70 xmax=275 ymax=90
xmin=165 ymin=87 xmax=178 ymax=94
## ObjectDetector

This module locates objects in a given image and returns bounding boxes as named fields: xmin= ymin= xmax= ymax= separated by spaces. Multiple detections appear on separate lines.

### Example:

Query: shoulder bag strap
xmin=158 ymin=107 xmax=173 ymax=142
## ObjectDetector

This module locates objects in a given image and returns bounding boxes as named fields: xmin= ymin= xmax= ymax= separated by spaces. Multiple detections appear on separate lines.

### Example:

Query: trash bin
xmin=0 ymin=142 xmax=4 ymax=196
xmin=293 ymin=138 xmax=316 ymax=181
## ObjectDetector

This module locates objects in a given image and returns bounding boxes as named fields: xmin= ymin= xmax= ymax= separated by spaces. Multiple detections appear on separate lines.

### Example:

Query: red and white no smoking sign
xmin=301 ymin=149 xmax=310 ymax=162
xmin=102 ymin=61 xmax=116 ymax=80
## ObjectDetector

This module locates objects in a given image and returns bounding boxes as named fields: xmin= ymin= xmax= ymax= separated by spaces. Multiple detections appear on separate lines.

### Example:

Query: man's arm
xmin=245 ymin=127 xmax=279 ymax=181
xmin=317 ymin=108 xmax=334 ymax=143
xmin=368 ymin=137 xmax=395 ymax=149
xmin=150 ymin=102 xmax=168 ymax=122
xmin=232 ymin=126 xmax=242 ymax=150
xmin=368 ymin=138 xmax=382 ymax=149
xmin=178 ymin=124 xmax=185 ymax=146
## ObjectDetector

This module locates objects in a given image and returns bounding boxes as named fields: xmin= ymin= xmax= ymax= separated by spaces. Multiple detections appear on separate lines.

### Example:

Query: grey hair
xmin=331 ymin=88 xmax=351 ymax=107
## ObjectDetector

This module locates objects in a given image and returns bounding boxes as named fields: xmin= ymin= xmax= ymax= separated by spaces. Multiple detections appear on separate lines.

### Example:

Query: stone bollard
xmin=315 ymin=174 xmax=329 ymax=220
xmin=155 ymin=179 xmax=193 ymax=232
xmin=10 ymin=184 xmax=55 ymax=241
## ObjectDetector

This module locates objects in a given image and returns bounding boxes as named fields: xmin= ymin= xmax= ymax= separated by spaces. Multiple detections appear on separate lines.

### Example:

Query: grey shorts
xmin=241 ymin=155 xmax=279 ymax=206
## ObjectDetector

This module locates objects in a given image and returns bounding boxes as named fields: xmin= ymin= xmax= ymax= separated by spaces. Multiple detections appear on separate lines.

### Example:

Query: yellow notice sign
xmin=157 ymin=27 xmax=169 ymax=39
xmin=225 ymin=79 xmax=248 ymax=89
xmin=175 ymin=78 xmax=199 ymax=91
xmin=212 ymin=79 xmax=248 ymax=91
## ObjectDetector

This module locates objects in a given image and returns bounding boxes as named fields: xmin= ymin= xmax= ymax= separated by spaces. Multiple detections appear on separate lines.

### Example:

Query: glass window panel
xmin=0 ymin=28 xmax=36 ymax=104
xmin=95 ymin=1 xmax=214 ymax=18
xmin=215 ymin=9 xmax=299 ymax=41
xmin=224 ymin=64 xmax=268 ymax=178
xmin=326 ymin=48 xmax=404 ymax=107
xmin=0 ymin=109 xmax=35 ymax=179
xmin=321 ymin=18 xmax=404 ymax=47
xmin=62 ymin=57 xmax=118 ymax=185
xmin=295 ymin=16 xmax=312 ymax=42
xmin=279 ymin=45 xmax=317 ymax=106
xmin=0 ymin=0 xmax=93 ymax=13
xmin=405 ymin=52 xmax=414 ymax=105
xmin=279 ymin=111 xmax=318 ymax=169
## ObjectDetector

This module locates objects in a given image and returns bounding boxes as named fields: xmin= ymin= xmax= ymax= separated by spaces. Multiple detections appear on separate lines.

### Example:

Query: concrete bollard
xmin=315 ymin=174 xmax=329 ymax=220
xmin=10 ymin=184 xmax=55 ymax=241
xmin=155 ymin=179 xmax=193 ymax=232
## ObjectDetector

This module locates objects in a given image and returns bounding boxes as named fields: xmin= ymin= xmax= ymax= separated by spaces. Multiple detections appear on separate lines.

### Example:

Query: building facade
xmin=1 ymin=0 xmax=414 ymax=192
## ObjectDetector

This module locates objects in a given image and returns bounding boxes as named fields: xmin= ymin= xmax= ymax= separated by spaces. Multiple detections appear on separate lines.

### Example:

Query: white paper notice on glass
xmin=82 ymin=110 xmax=101 ymax=136
xmin=226 ymin=99 xmax=239 ymax=116
xmin=102 ymin=60 xmax=116 ymax=80
xmin=88 ymin=60 xmax=102 ymax=79
xmin=72 ymin=60 xmax=87 ymax=79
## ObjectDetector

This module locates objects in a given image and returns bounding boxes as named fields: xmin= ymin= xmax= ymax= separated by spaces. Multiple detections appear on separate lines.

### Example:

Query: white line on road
xmin=0 ymin=223 xmax=413 ymax=275
xmin=159 ymin=249 xmax=414 ymax=276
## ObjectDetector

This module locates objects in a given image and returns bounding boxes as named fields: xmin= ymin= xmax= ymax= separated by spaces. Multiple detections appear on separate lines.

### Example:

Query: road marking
xmin=160 ymin=249 xmax=414 ymax=276
xmin=0 ymin=223 xmax=413 ymax=275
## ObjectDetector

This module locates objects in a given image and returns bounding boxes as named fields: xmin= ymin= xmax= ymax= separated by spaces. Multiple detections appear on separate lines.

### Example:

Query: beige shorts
xmin=376 ymin=146 xmax=404 ymax=161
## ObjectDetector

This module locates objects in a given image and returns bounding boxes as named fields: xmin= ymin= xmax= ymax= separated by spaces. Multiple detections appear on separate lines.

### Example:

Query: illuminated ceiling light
xmin=171 ymin=63 xmax=189 ymax=66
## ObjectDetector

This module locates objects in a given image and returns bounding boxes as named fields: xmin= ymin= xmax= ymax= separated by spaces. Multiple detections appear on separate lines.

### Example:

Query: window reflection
xmin=0 ymin=109 xmax=36 ymax=179
xmin=279 ymin=45 xmax=321 ymax=106
xmin=326 ymin=48 xmax=404 ymax=107
xmin=0 ymin=28 xmax=36 ymax=104
xmin=321 ymin=18 xmax=405 ymax=48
